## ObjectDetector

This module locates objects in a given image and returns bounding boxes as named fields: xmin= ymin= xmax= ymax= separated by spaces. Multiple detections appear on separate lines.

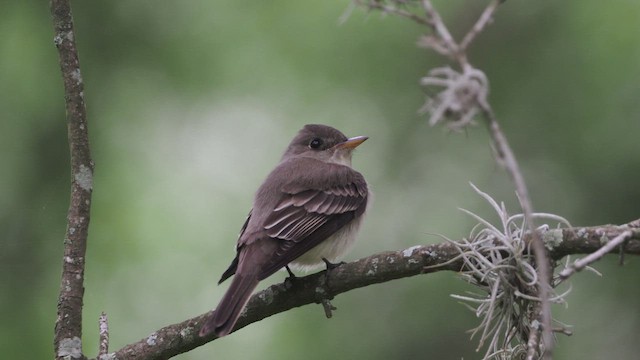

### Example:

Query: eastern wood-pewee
xmin=199 ymin=124 xmax=369 ymax=337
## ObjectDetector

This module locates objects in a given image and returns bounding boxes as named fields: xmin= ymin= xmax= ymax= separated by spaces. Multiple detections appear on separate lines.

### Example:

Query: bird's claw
xmin=322 ymin=257 xmax=345 ymax=271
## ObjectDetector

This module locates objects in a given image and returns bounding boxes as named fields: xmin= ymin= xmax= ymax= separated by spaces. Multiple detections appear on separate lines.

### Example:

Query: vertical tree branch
xmin=357 ymin=1 xmax=554 ymax=358
xmin=481 ymin=105 xmax=553 ymax=360
xmin=51 ymin=0 xmax=93 ymax=359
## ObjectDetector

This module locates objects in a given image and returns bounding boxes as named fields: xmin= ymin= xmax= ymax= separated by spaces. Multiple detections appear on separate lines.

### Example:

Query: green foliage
xmin=1 ymin=1 xmax=639 ymax=359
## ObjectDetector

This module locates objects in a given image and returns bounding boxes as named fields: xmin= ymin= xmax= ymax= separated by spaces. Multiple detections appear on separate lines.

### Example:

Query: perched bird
xmin=199 ymin=124 xmax=369 ymax=338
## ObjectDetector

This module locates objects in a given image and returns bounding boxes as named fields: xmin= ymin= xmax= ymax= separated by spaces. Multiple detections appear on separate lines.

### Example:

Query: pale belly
xmin=288 ymin=218 xmax=363 ymax=272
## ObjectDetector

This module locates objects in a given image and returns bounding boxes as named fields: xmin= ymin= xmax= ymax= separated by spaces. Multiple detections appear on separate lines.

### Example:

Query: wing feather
xmin=257 ymin=161 xmax=367 ymax=279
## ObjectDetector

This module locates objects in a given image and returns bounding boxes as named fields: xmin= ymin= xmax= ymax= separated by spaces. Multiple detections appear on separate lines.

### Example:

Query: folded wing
xmin=258 ymin=171 xmax=367 ymax=279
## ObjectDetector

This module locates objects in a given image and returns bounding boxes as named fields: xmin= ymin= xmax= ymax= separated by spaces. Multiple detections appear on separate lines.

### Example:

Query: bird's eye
xmin=309 ymin=138 xmax=323 ymax=149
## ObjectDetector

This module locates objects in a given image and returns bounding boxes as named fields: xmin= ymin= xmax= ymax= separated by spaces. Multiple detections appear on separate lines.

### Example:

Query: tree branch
xmin=481 ymin=105 xmax=554 ymax=360
xmin=557 ymin=230 xmax=634 ymax=281
xmin=50 ymin=0 xmax=93 ymax=359
xmin=100 ymin=220 xmax=640 ymax=360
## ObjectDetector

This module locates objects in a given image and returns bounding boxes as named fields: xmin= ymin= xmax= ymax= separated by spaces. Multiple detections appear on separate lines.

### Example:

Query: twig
xmin=460 ymin=0 xmax=502 ymax=51
xmin=421 ymin=0 xmax=460 ymax=61
xmin=99 ymin=313 xmax=109 ymax=357
xmin=50 ymin=0 xmax=93 ymax=359
xmin=321 ymin=299 xmax=337 ymax=318
xmin=558 ymin=231 xmax=633 ymax=281
xmin=355 ymin=0 xmax=432 ymax=26
xmin=525 ymin=310 xmax=541 ymax=360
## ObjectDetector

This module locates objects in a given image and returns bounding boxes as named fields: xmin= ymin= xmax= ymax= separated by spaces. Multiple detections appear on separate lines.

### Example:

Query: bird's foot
xmin=284 ymin=265 xmax=298 ymax=288
xmin=322 ymin=257 xmax=346 ymax=271
xmin=285 ymin=265 xmax=297 ymax=278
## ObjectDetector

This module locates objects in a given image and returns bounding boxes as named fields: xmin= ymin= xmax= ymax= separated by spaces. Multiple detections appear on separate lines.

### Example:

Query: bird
xmin=199 ymin=124 xmax=369 ymax=338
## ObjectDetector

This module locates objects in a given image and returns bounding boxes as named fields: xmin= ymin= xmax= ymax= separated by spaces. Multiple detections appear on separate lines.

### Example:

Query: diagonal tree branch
xmin=51 ymin=0 xmax=94 ymax=359
xmin=459 ymin=0 xmax=502 ymax=51
xmin=99 ymin=220 xmax=640 ymax=360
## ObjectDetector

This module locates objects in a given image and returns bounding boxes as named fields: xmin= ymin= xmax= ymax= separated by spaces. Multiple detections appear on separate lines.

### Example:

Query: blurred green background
xmin=2 ymin=0 xmax=639 ymax=359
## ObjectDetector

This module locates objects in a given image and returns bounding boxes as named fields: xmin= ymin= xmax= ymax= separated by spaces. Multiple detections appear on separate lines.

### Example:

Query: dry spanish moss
xmin=440 ymin=185 xmax=571 ymax=359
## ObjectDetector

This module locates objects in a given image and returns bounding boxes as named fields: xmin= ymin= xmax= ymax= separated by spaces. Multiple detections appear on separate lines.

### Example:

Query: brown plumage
xmin=199 ymin=124 xmax=369 ymax=338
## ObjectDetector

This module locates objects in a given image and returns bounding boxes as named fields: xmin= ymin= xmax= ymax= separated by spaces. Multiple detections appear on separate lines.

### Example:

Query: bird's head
xmin=283 ymin=124 xmax=368 ymax=166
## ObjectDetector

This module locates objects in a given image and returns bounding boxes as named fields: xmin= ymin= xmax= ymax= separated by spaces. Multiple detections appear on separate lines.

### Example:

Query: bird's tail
xmin=199 ymin=272 xmax=260 ymax=338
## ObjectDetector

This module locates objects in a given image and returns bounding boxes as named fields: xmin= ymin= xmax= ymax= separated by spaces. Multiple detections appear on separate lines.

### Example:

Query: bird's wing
xmin=257 ymin=165 xmax=367 ymax=280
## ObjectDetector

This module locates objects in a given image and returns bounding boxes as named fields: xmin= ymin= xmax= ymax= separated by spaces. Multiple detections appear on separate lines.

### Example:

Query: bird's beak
xmin=337 ymin=136 xmax=368 ymax=149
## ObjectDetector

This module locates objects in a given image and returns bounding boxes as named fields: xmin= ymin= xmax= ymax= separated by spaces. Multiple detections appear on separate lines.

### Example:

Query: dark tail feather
xmin=199 ymin=272 xmax=259 ymax=338
xmin=218 ymin=255 xmax=239 ymax=284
